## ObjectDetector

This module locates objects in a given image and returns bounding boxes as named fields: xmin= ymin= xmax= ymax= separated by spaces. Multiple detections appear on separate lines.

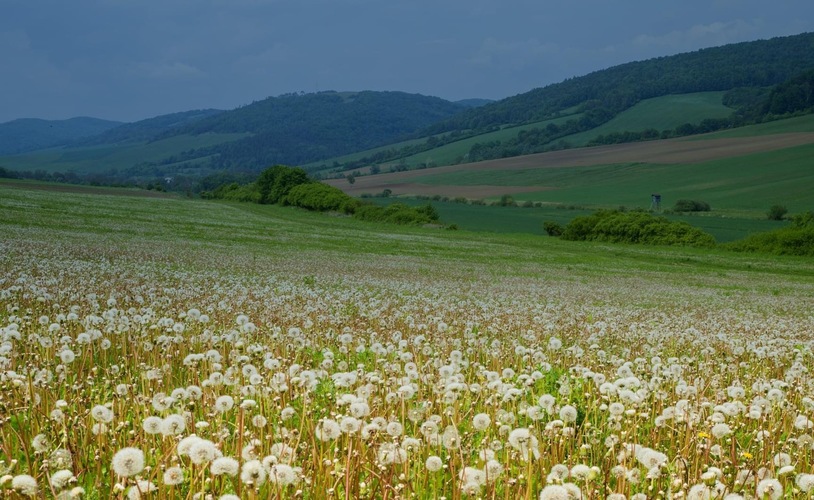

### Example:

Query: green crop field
xmin=0 ymin=132 xmax=249 ymax=174
xmin=308 ymin=113 xmax=582 ymax=175
xmin=698 ymin=113 xmax=814 ymax=138
xmin=406 ymin=142 xmax=814 ymax=216
xmin=367 ymin=197 xmax=787 ymax=242
xmin=559 ymin=92 xmax=734 ymax=146
xmin=397 ymin=113 xmax=582 ymax=168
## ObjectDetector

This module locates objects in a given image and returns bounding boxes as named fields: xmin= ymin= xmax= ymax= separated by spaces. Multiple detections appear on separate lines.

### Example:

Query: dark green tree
xmin=256 ymin=165 xmax=310 ymax=204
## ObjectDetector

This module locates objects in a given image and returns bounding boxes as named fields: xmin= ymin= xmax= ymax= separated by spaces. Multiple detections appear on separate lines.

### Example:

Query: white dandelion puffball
xmin=112 ymin=447 xmax=145 ymax=477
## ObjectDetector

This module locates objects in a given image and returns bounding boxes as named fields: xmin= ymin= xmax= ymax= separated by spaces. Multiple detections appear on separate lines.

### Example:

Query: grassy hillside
xmin=75 ymin=109 xmax=224 ymax=146
xmin=0 ymin=133 xmax=249 ymax=175
xmin=407 ymin=142 xmax=814 ymax=214
xmin=423 ymin=32 xmax=814 ymax=135
xmin=0 ymin=116 xmax=122 ymax=155
xmin=176 ymin=91 xmax=467 ymax=170
xmin=559 ymin=92 xmax=733 ymax=146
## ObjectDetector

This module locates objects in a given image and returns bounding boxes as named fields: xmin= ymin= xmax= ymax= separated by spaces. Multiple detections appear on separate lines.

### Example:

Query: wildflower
xmin=177 ymin=435 xmax=201 ymax=456
xmin=484 ymin=460 xmax=503 ymax=482
xmin=386 ymin=421 xmax=403 ymax=437
xmin=270 ymin=442 xmax=296 ymax=464
xmin=710 ymin=423 xmax=731 ymax=439
xmin=214 ymin=395 xmax=234 ymax=413
xmin=339 ymin=416 xmax=361 ymax=434
xmin=508 ymin=428 xmax=540 ymax=460
xmin=111 ymin=447 xmax=145 ymax=477
xmin=772 ymin=452 xmax=791 ymax=467
xmin=240 ymin=459 xmax=266 ymax=486
xmin=797 ymin=473 xmax=814 ymax=492
xmin=281 ymin=407 xmax=296 ymax=421
xmin=316 ymin=419 xmax=341 ymax=441
xmin=127 ymin=480 xmax=156 ymax=500
xmin=539 ymin=484 xmax=569 ymax=500
xmin=142 ymin=416 xmax=163 ymax=435
xmin=163 ymin=466 xmax=184 ymax=485
xmin=32 ymin=433 xmax=49 ymax=452
xmin=473 ymin=413 xmax=491 ymax=431
xmin=59 ymin=349 xmax=76 ymax=364
xmin=160 ymin=414 xmax=186 ymax=436
xmin=426 ymin=455 xmax=443 ymax=472
xmin=269 ymin=464 xmax=298 ymax=485
xmin=459 ymin=467 xmax=486 ymax=486
xmin=559 ymin=405 xmax=578 ymax=423
xmin=91 ymin=405 xmax=113 ymax=423
xmin=755 ymin=478 xmax=782 ymax=500
xmin=378 ymin=443 xmax=407 ymax=465
xmin=10 ymin=475 xmax=38 ymax=497
xmin=188 ymin=439 xmax=219 ymax=465
xmin=50 ymin=449 xmax=73 ymax=469
xmin=211 ymin=457 xmax=239 ymax=476
xmin=50 ymin=470 xmax=75 ymax=490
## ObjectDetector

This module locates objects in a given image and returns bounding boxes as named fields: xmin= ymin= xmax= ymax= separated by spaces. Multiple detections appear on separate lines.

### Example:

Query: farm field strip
xmin=327 ymin=133 xmax=814 ymax=200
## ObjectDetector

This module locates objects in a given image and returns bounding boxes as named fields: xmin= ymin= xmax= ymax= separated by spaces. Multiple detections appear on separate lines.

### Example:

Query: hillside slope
xmin=175 ymin=91 xmax=467 ymax=170
xmin=0 ymin=117 xmax=122 ymax=155
xmin=424 ymin=32 xmax=814 ymax=135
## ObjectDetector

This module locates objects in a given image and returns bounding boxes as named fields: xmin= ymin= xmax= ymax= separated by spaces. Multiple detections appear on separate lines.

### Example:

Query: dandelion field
xmin=2 ymin=183 xmax=814 ymax=499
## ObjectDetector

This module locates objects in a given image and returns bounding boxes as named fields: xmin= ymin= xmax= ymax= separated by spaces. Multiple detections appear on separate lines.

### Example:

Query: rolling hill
xmin=0 ymin=117 xmax=122 ymax=155
xmin=3 ymin=32 xmax=814 ymax=187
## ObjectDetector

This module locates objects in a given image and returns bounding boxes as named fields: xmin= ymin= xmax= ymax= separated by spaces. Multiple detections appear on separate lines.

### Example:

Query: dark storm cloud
xmin=2 ymin=0 xmax=812 ymax=122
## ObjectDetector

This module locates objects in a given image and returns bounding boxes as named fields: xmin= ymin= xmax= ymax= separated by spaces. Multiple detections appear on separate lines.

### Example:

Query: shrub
xmin=257 ymin=165 xmax=311 ymax=205
xmin=560 ymin=210 xmax=716 ymax=247
xmin=726 ymin=226 xmax=814 ymax=256
xmin=285 ymin=183 xmax=353 ymax=212
xmin=352 ymin=203 xmax=439 ymax=225
xmin=203 ymin=182 xmax=261 ymax=203
xmin=543 ymin=221 xmax=564 ymax=237
xmin=673 ymin=199 xmax=711 ymax=212
xmin=497 ymin=194 xmax=517 ymax=207
xmin=767 ymin=204 xmax=788 ymax=221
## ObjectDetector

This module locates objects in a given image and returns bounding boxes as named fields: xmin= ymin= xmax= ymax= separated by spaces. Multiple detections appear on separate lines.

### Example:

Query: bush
xmin=543 ymin=221 xmax=564 ymax=236
xmin=352 ymin=203 xmax=439 ymax=225
xmin=560 ymin=210 xmax=716 ymax=247
xmin=256 ymin=165 xmax=311 ymax=204
xmin=726 ymin=226 xmax=814 ymax=256
xmin=767 ymin=204 xmax=788 ymax=220
xmin=285 ymin=183 xmax=353 ymax=212
xmin=673 ymin=199 xmax=711 ymax=212
xmin=202 ymin=182 xmax=261 ymax=202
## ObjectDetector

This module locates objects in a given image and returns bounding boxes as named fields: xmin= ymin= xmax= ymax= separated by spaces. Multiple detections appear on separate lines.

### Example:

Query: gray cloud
xmin=1 ymin=0 xmax=813 ymax=122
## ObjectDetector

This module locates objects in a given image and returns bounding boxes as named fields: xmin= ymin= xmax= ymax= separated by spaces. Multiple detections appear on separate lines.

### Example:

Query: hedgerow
xmin=560 ymin=210 xmax=716 ymax=247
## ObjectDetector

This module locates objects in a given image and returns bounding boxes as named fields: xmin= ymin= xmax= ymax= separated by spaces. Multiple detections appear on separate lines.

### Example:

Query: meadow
xmin=2 ymin=181 xmax=814 ymax=499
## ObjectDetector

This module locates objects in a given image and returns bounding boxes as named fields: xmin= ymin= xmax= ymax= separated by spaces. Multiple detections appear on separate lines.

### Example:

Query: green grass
xmin=397 ymin=114 xmax=581 ymax=168
xmin=696 ymin=113 xmax=814 ymax=138
xmin=560 ymin=92 xmax=733 ymax=146
xmin=312 ymin=92 xmax=736 ymax=174
xmin=2 ymin=182 xmax=814 ymax=293
xmin=367 ymin=197 xmax=786 ymax=242
xmin=0 ymin=133 xmax=249 ymax=174
xmin=407 ymin=142 xmax=814 ymax=216
xmin=309 ymin=114 xmax=582 ymax=175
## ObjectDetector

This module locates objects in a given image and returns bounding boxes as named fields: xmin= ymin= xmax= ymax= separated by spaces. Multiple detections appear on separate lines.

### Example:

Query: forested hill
xmin=74 ymin=109 xmax=224 ymax=146
xmin=423 ymin=32 xmax=814 ymax=135
xmin=0 ymin=117 xmax=122 ymax=155
xmin=170 ymin=91 xmax=466 ymax=169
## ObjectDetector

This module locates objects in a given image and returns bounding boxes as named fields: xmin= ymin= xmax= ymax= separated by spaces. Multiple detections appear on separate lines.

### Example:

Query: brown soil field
xmin=326 ymin=133 xmax=814 ymax=198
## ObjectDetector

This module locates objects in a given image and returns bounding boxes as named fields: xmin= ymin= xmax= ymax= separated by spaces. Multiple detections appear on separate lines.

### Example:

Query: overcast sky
xmin=2 ymin=0 xmax=813 ymax=123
